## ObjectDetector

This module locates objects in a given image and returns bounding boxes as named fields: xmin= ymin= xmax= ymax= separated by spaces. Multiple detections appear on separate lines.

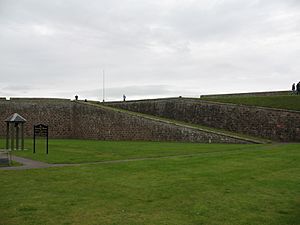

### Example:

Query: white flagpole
xmin=102 ymin=69 xmax=105 ymax=102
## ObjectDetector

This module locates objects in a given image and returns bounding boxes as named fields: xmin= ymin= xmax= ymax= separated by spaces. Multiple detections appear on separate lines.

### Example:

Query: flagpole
xmin=102 ymin=69 xmax=105 ymax=102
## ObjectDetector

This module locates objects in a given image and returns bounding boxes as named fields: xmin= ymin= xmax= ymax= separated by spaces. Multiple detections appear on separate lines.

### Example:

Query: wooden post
xmin=21 ymin=123 xmax=24 ymax=150
xmin=8 ymin=151 xmax=11 ymax=166
xmin=46 ymin=129 xmax=49 ymax=154
xmin=16 ymin=124 xmax=19 ymax=150
xmin=33 ymin=127 xmax=36 ymax=154
xmin=10 ymin=126 xmax=14 ymax=150
xmin=6 ymin=123 xmax=9 ymax=150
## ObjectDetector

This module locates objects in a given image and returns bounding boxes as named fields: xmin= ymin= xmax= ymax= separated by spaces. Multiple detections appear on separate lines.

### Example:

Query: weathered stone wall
xmin=0 ymin=99 xmax=249 ymax=143
xmin=0 ymin=99 xmax=73 ymax=138
xmin=72 ymin=103 xmax=248 ymax=143
xmin=107 ymin=98 xmax=300 ymax=142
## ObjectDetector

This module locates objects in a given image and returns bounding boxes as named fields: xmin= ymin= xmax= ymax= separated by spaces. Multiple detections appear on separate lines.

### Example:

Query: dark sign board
xmin=34 ymin=124 xmax=48 ymax=136
xmin=33 ymin=124 xmax=49 ymax=154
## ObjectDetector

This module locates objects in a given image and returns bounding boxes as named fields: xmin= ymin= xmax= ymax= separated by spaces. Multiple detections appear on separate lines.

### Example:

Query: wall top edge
xmin=7 ymin=98 xmax=71 ymax=102
xmin=106 ymin=97 xmax=300 ymax=114
xmin=200 ymin=90 xmax=290 ymax=98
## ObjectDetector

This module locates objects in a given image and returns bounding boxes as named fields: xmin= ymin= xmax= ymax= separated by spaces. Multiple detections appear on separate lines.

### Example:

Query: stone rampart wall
xmin=0 ymin=99 xmax=249 ymax=143
xmin=72 ymin=103 xmax=248 ymax=143
xmin=107 ymin=98 xmax=300 ymax=142
xmin=0 ymin=99 xmax=73 ymax=138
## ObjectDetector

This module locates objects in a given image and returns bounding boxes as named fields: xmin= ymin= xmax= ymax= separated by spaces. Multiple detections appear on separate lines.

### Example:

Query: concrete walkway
xmin=0 ymin=143 xmax=278 ymax=170
xmin=0 ymin=144 xmax=274 ymax=171
xmin=0 ymin=156 xmax=72 ymax=171
xmin=1 ymin=154 xmax=205 ymax=171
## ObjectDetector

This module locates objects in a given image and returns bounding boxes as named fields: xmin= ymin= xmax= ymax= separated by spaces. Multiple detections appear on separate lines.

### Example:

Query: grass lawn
xmin=201 ymin=95 xmax=300 ymax=111
xmin=0 ymin=139 xmax=262 ymax=164
xmin=0 ymin=140 xmax=299 ymax=225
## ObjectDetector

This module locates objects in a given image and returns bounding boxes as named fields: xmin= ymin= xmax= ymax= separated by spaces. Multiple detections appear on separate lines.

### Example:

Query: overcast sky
xmin=0 ymin=0 xmax=299 ymax=101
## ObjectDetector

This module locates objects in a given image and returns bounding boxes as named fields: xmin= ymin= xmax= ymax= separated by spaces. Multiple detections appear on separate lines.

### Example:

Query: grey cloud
xmin=0 ymin=0 xmax=299 ymax=100
xmin=166 ymin=0 xmax=300 ymax=42
xmin=2 ymin=85 xmax=34 ymax=91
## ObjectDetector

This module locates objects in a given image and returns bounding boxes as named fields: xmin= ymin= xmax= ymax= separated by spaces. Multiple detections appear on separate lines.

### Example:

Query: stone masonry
xmin=72 ymin=103 xmax=249 ymax=143
xmin=0 ymin=98 xmax=73 ymax=138
xmin=0 ymin=98 xmax=250 ymax=143
xmin=107 ymin=98 xmax=300 ymax=142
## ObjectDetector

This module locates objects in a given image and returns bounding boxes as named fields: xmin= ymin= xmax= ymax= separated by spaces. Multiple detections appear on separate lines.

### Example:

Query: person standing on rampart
xmin=297 ymin=82 xmax=300 ymax=95
xmin=292 ymin=83 xmax=296 ymax=94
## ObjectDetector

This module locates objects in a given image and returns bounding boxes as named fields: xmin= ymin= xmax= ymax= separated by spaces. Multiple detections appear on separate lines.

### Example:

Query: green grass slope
xmin=0 ymin=142 xmax=299 ymax=225
xmin=201 ymin=95 xmax=300 ymax=111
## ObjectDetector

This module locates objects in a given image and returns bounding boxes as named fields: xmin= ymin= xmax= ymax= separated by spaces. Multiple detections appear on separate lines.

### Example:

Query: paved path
xmin=0 ymin=144 xmax=280 ymax=171
xmin=0 ymin=156 xmax=72 ymax=171
xmin=1 ymin=154 xmax=208 ymax=171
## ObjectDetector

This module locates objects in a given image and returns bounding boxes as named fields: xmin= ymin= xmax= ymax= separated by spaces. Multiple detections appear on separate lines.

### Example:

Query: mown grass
xmin=0 ymin=142 xmax=299 ymax=225
xmin=201 ymin=95 xmax=300 ymax=111
xmin=0 ymin=138 xmax=260 ymax=164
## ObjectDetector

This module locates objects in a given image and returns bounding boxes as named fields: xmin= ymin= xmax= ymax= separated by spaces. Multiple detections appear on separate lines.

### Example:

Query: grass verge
xmin=0 ymin=142 xmax=299 ymax=225
xmin=201 ymin=95 xmax=300 ymax=111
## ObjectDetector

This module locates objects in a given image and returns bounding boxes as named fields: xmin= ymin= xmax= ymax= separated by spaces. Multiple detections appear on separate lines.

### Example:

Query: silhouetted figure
xmin=292 ymin=83 xmax=295 ymax=94
xmin=297 ymin=82 xmax=300 ymax=95
xmin=84 ymin=99 xmax=87 ymax=102
xmin=75 ymin=95 xmax=78 ymax=100
xmin=123 ymin=94 xmax=126 ymax=101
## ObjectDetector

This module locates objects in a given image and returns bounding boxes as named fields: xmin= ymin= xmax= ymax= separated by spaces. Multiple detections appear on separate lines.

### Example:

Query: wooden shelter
xmin=5 ymin=113 xmax=26 ymax=150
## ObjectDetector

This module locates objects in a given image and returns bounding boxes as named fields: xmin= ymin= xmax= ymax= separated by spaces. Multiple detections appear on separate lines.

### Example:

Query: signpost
xmin=33 ymin=124 xmax=49 ymax=154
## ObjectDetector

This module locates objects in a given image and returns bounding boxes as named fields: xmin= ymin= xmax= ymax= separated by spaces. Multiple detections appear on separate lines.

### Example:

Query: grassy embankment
xmin=201 ymin=95 xmax=300 ymax=111
xmin=0 ymin=139 xmax=299 ymax=225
